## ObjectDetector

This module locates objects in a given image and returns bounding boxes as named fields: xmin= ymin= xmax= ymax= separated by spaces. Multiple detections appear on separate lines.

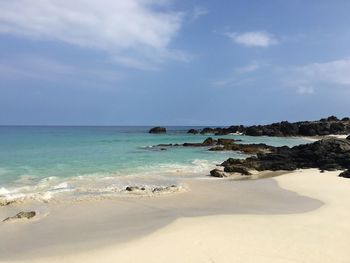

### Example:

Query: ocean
xmin=0 ymin=126 xmax=310 ymax=203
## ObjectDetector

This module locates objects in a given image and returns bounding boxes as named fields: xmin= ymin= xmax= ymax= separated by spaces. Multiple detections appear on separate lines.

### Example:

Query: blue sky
xmin=0 ymin=0 xmax=350 ymax=125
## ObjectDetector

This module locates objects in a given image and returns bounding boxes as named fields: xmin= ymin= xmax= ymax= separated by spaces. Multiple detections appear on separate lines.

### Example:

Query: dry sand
xmin=1 ymin=169 xmax=350 ymax=263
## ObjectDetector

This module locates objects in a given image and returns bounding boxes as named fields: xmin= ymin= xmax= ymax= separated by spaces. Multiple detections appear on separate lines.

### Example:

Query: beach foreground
xmin=1 ymin=169 xmax=350 ymax=263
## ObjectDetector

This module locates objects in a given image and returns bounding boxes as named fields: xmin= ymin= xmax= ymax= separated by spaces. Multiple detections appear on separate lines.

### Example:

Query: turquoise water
xmin=0 ymin=126 xmax=310 ymax=202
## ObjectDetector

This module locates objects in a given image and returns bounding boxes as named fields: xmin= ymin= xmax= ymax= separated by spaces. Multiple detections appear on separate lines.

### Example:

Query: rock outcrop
xmin=149 ymin=127 xmax=166 ymax=134
xmin=187 ymin=129 xmax=199 ymax=134
xmin=211 ymin=138 xmax=350 ymax=177
xmin=153 ymin=137 xmax=270 ymax=155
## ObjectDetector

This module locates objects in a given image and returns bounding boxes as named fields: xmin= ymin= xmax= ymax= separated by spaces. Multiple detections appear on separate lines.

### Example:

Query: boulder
xmin=3 ymin=211 xmax=36 ymax=222
xmin=149 ymin=127 xmax=166 ymax=134
xmin=209 ymin=169 xmax=227 ymax=178
xmin=346 ymin=135 xmax=350 ymax=141
xmin=339 ymin=170 xmax=350 ymax=178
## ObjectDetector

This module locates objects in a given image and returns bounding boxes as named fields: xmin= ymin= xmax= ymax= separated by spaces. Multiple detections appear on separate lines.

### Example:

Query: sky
xmin=0 ymin=0 xmax=350 ymax=126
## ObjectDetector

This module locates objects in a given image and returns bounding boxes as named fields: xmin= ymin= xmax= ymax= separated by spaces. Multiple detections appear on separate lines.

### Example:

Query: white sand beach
xmin=1 ymin=169 xmax=350 ymax=263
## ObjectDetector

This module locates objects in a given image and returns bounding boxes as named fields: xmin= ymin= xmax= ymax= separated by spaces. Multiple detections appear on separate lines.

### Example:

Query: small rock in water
xmin=210 ymin=169 xmax=227 ymax=178
xmin=149 ymin=127 xmax=166 ymax=134
xmin=152 ymin=185 xmax=177 ymax=193
xmin=3 ymin=211 xmax=36 ymax=222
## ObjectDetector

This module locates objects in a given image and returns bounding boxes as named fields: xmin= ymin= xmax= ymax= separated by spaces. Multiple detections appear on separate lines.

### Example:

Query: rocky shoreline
xmin=153 ymin=136 xmax=350 ymax=178
xmin=187 ymin=116 xmax=350 ymax=137
xmin=211 ymin=137 xmax=350 ymax=178
xmin=147 ymin=117 xmax=350 ymax=180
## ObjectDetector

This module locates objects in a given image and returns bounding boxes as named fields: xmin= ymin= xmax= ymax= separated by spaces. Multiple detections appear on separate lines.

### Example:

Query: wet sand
xmin=1 ymin=169 xmax=349 ymax=262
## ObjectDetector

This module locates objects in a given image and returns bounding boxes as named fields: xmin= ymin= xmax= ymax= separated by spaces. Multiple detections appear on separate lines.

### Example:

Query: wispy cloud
xmin=226 ymin=31 xmax=279 ymax=47
xmin=191 ymin=6 xmax=209 ymax=20
xmin=293 ymin=59 xmax=350 ymax=86
xmin=212 ymin=62 xmax=266 ymax=87
xmin=0 ymin=55 xmax=124 ymax=84
xmin=296 ymin=86 xmax=315 ymax=95
xmin=286 ymin=58 xmax=350 ymax=94
xmin=0 ymin=0 xmax=187 ymax=70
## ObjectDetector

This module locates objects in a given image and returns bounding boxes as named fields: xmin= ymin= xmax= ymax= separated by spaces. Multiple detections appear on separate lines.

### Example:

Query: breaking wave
xmin=0 ymin=159 xmax=216 ymax=206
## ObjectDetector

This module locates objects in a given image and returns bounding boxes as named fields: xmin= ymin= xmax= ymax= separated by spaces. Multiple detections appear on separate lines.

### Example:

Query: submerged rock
xmin=183 ymin=137 xmax=217 ymax=147
xmin=149 ymin=127 xmax=166 ymax=134
xmin=3 ymin=211 xmax=36 ymax=222
xmin=209 ymin=142 xmax=275 ymax=154
xmin=0 ymin=200 xmax=15 ymax=207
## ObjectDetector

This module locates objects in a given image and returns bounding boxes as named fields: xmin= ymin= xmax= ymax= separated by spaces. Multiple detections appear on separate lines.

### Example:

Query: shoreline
xmin=2 ymin=169 xmax=350 ymax=262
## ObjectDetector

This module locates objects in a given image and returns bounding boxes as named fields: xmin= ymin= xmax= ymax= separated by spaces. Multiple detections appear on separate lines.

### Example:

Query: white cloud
xmin=0 ymin=0 xmax=186 ymax=69
xmin=226 ymin=31 xmax=278 ymax=47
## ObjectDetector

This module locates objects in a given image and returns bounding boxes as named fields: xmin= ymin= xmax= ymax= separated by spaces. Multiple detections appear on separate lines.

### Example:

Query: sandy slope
xmin=1 ymin=169 xmax=350 ymax=263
